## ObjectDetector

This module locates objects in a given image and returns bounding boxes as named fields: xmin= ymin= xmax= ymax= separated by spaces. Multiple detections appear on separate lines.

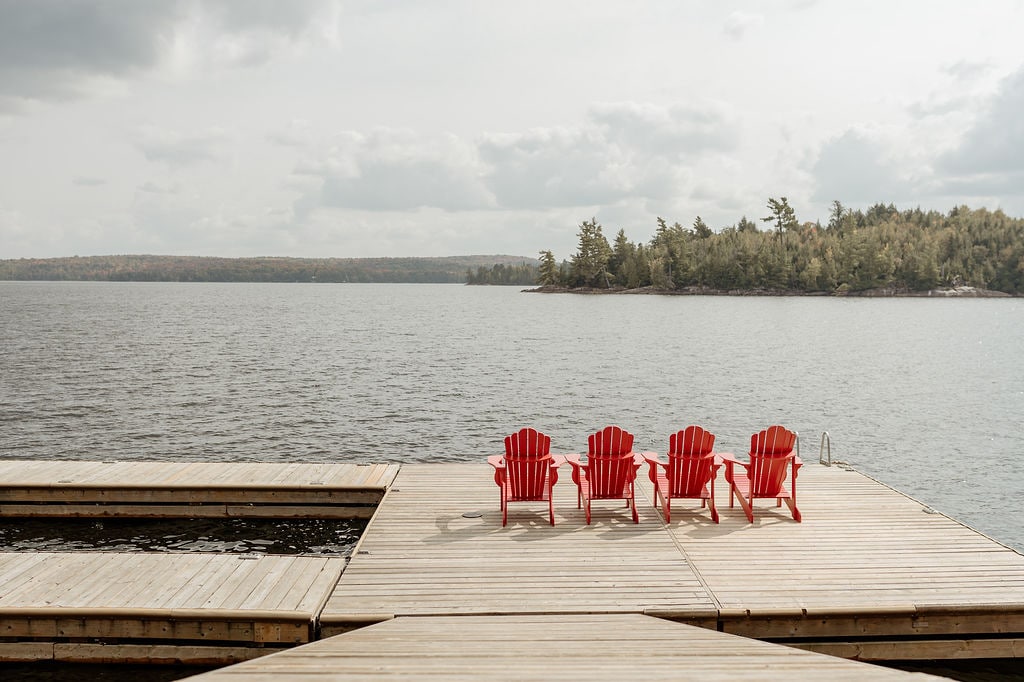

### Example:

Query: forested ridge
xmin=0 ymin=254 xmax=535 ymax=283
xmin=527 ymin=201 xmax=1024 ymax=295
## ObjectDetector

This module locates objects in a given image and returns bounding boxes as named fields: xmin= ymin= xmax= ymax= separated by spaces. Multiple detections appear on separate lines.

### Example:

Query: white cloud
xmin=722 ymin=11 xmax=764 ymax=40
xmin=4 ymin=1 xmax=1024 ymax=259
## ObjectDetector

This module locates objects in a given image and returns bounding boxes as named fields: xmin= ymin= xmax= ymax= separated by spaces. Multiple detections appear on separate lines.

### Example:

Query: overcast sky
xmin=3 ymin=0 xmax=1024 ymax=260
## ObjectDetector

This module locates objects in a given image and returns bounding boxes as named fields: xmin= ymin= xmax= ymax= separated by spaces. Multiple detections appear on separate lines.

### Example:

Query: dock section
xmin=0 ymin=552 xmax=343 ymax=664
xmin=319 ymin=462 xmax=718 ymax=634
xmin=0 ymin=460 xmax=399 ymax=518
xmin=184 ymin=614 xmax=945 ymax=681
xmin=322 ymin=462 xmax=1024 ymax=659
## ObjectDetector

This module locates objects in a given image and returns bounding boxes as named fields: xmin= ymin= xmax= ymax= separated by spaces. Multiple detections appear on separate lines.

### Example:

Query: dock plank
xmin=320 ymin=463 xmax=717 ymax=631
xmin=184 ymin=614 xmax=943 ymax=681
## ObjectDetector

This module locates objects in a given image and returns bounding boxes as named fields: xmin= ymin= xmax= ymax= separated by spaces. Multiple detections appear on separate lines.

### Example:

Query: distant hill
xmin=0 ymin=254 xmax=539 ymax=283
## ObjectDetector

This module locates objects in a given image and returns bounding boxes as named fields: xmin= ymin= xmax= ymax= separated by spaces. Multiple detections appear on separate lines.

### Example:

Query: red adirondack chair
xmin=565 ymin=425 xmax=641 ymax=524
xmin=721 ymin=425 xmax=802 ymax=522
xmin=487 ymin=427 xmax=561 ymax=526
xmin=643 ymin=425 xmax=722 ymax=523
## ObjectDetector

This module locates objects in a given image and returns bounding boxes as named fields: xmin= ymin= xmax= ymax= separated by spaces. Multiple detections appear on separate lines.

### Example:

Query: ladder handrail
xmin=819 ymin=431 xmax=831 ymax=466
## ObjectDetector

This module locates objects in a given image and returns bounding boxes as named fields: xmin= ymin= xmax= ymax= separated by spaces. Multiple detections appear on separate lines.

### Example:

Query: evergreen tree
xmin=570 ymin=218 xmax=613 ymax=287
xmin=537 ymin=250 xmax=559 ymax=285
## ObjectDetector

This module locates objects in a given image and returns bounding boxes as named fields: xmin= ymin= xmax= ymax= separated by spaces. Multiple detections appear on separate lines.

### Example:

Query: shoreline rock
xmin=523 ymin=284 xmax=1015 ymax=298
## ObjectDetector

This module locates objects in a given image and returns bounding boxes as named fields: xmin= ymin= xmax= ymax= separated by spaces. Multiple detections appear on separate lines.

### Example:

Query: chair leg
xmin=785 ymin=498 xmax=802 ymax=522
xmin=664 ymin=497 xmax=671 ymax=524
xmin=548 ymin=494 xmax=555 ymax=526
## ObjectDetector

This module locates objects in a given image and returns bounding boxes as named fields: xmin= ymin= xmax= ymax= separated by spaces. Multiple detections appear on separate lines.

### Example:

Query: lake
xmin=1 ymin=281 xmax=1022 ymax=553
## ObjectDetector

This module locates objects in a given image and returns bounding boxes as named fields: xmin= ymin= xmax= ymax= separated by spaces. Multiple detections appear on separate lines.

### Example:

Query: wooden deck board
xmin=0 ymin=552 xmax=344 ymax=644
xmin=320 ymin=461 xmax=1024 ymax=652
xmin=184 ymin=614 xmax=944 ymax=681
xmin=664 ymin=465 xmax=1024 ymax=614
xmin=3 ymin=458 xmax=1024 ymax=663
xmin=0 ymin=460 xmax=398 ymax=491
xmin=320 ymin=463 xmax=717 ymax=628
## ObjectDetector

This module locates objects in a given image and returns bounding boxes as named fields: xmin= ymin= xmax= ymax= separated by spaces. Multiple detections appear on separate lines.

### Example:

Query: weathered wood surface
xmin=185 ymin=614 xmax=944 ymax=681
xmin=319 ymin=463 xmax=718 ymax=633
xmin=321 ymin=462 xmax=1024 ymax=654
xmin=0 ymin=460 xmax=400 ymax=517
xmin=0 ymin=552 xmax=344 ymax=645
xmin=0 ymin=460 xmax=399 ymax=489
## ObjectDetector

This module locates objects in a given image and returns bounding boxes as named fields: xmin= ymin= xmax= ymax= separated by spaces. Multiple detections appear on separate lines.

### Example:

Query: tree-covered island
xmin=517 ymin=200 xmax=1023 ymax=296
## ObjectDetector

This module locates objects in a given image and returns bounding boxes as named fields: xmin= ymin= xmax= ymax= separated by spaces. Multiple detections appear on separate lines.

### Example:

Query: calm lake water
xmin=1 ymin=281 xmax=1022 ymax=555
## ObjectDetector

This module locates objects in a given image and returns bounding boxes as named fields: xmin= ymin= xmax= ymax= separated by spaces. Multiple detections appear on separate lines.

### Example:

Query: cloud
xmin=0 ymin=1 xmax=180 ymax=108
xmin=722 ymin=11 xmax=764 ymax=40
xmin=135 ymin=124 xmax=230 ymax=167
xmin=590 ymin=101 xmax=736 ymax=157
xmin=294 ymin=102 xmax=741 ymax=218
xmin=936 ymin=67 xmax=1024 ymax=177
xmin=811 ymin=130 xmax=909 ymax=205
xmin=73 ymin=176 xmax=107 ymax=187
xmin=0 ymin=0 xmax=339 ymax=110
xmin=480 ymin=103 xmax=737 ymax=210
xmin=310 ymin=129 xmax=493 ymax=212
xmin=479 ymin=127 xmax=632 ymax=209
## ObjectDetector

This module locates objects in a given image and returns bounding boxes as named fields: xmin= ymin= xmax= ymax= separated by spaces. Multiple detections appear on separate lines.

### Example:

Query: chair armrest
xmin=486 ymin=455 xmax=505 ymax=469
xmin=641 ymin=453 xmax=666 ymax=483
xmin=711 ymin=452 xmax=729 ymax=471
xmin=718 ymin=452 xmax=745 ymax=483
xmin=563 ymin=454 xmax=584 ymax=485
xmin=550 ymin=454 xmax=565 ymax=468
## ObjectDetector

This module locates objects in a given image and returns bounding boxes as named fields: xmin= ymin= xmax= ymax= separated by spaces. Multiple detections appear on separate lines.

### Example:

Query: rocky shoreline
xmin=525 ymin=284 xmax=1015 ymax=297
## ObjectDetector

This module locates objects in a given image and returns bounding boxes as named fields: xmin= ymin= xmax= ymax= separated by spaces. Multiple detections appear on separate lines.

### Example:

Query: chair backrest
xmin=587 ymin=425 xmax=634 ymax=456
xmin=504 ymin=428 xmax=552 ymax=498
xmin=666 ymin=426 xmax=716 ymax=496
xmin=748 ymin=425 xmax=796 ymax=496
xmin=505 ymin=428 xmax=551 ymax=458
xmin=586 ymin=426 xmax=636 ymax=497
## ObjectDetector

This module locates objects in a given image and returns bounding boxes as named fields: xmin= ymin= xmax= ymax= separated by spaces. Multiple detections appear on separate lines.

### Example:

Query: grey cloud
xmin=811 ymin=130 xmax=908 ymax=204
xmin=0 ymin=0 xmax=336 ymax=109
xmin=0 ymin=1 xmax=180 ymax=106
xmin=136 ymin=125 xmax=229 ymax=167
xmin=479 ymin=128 xmax=631 ymax=209
xmin=936 ymin=67 xmax=1024 ymax=177
xmin=314 ymin=130 xmax=492 ymax=212
xmin=480 ymin=104 xmax=734 ymax=210
xmin=943 ymin=60 xmax=992 ymax=83
xmin=302 ymin=102 xmax=738 ymax=215
xmin=201 ymin=0 xmax=332 ymax=35
xmin=73 ymin=176 xmax=106 ymax=187
xmin=590 ymin=101 xmax=736 ymax=156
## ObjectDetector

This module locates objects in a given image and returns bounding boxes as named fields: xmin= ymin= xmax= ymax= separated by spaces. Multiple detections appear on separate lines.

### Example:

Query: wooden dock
xmin=0 ymin=551 xmax=344 ymax=663
xmin=184 ymin=614 xmax=946 ymax=681
xmin=1 ymin=458 xmax=1024 ymax=671
xmin=321 ymin=463 xmax=1024 ymax=660
xmin=0 ymin=460 xmax=399 ymax=518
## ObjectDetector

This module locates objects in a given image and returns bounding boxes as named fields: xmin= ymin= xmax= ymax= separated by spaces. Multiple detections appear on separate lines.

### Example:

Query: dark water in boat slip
xmin=1 ymin=282 xmax=1023 ymax=681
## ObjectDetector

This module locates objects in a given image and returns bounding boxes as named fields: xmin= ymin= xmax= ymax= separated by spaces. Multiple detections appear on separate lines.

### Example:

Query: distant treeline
xmin=464 ymin=262 xmax=538 ymax=285
xmin=0 ymin=254 xmax=536 ymax=283
xmin=538 ymin=201 xmax=1024 ymax=295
